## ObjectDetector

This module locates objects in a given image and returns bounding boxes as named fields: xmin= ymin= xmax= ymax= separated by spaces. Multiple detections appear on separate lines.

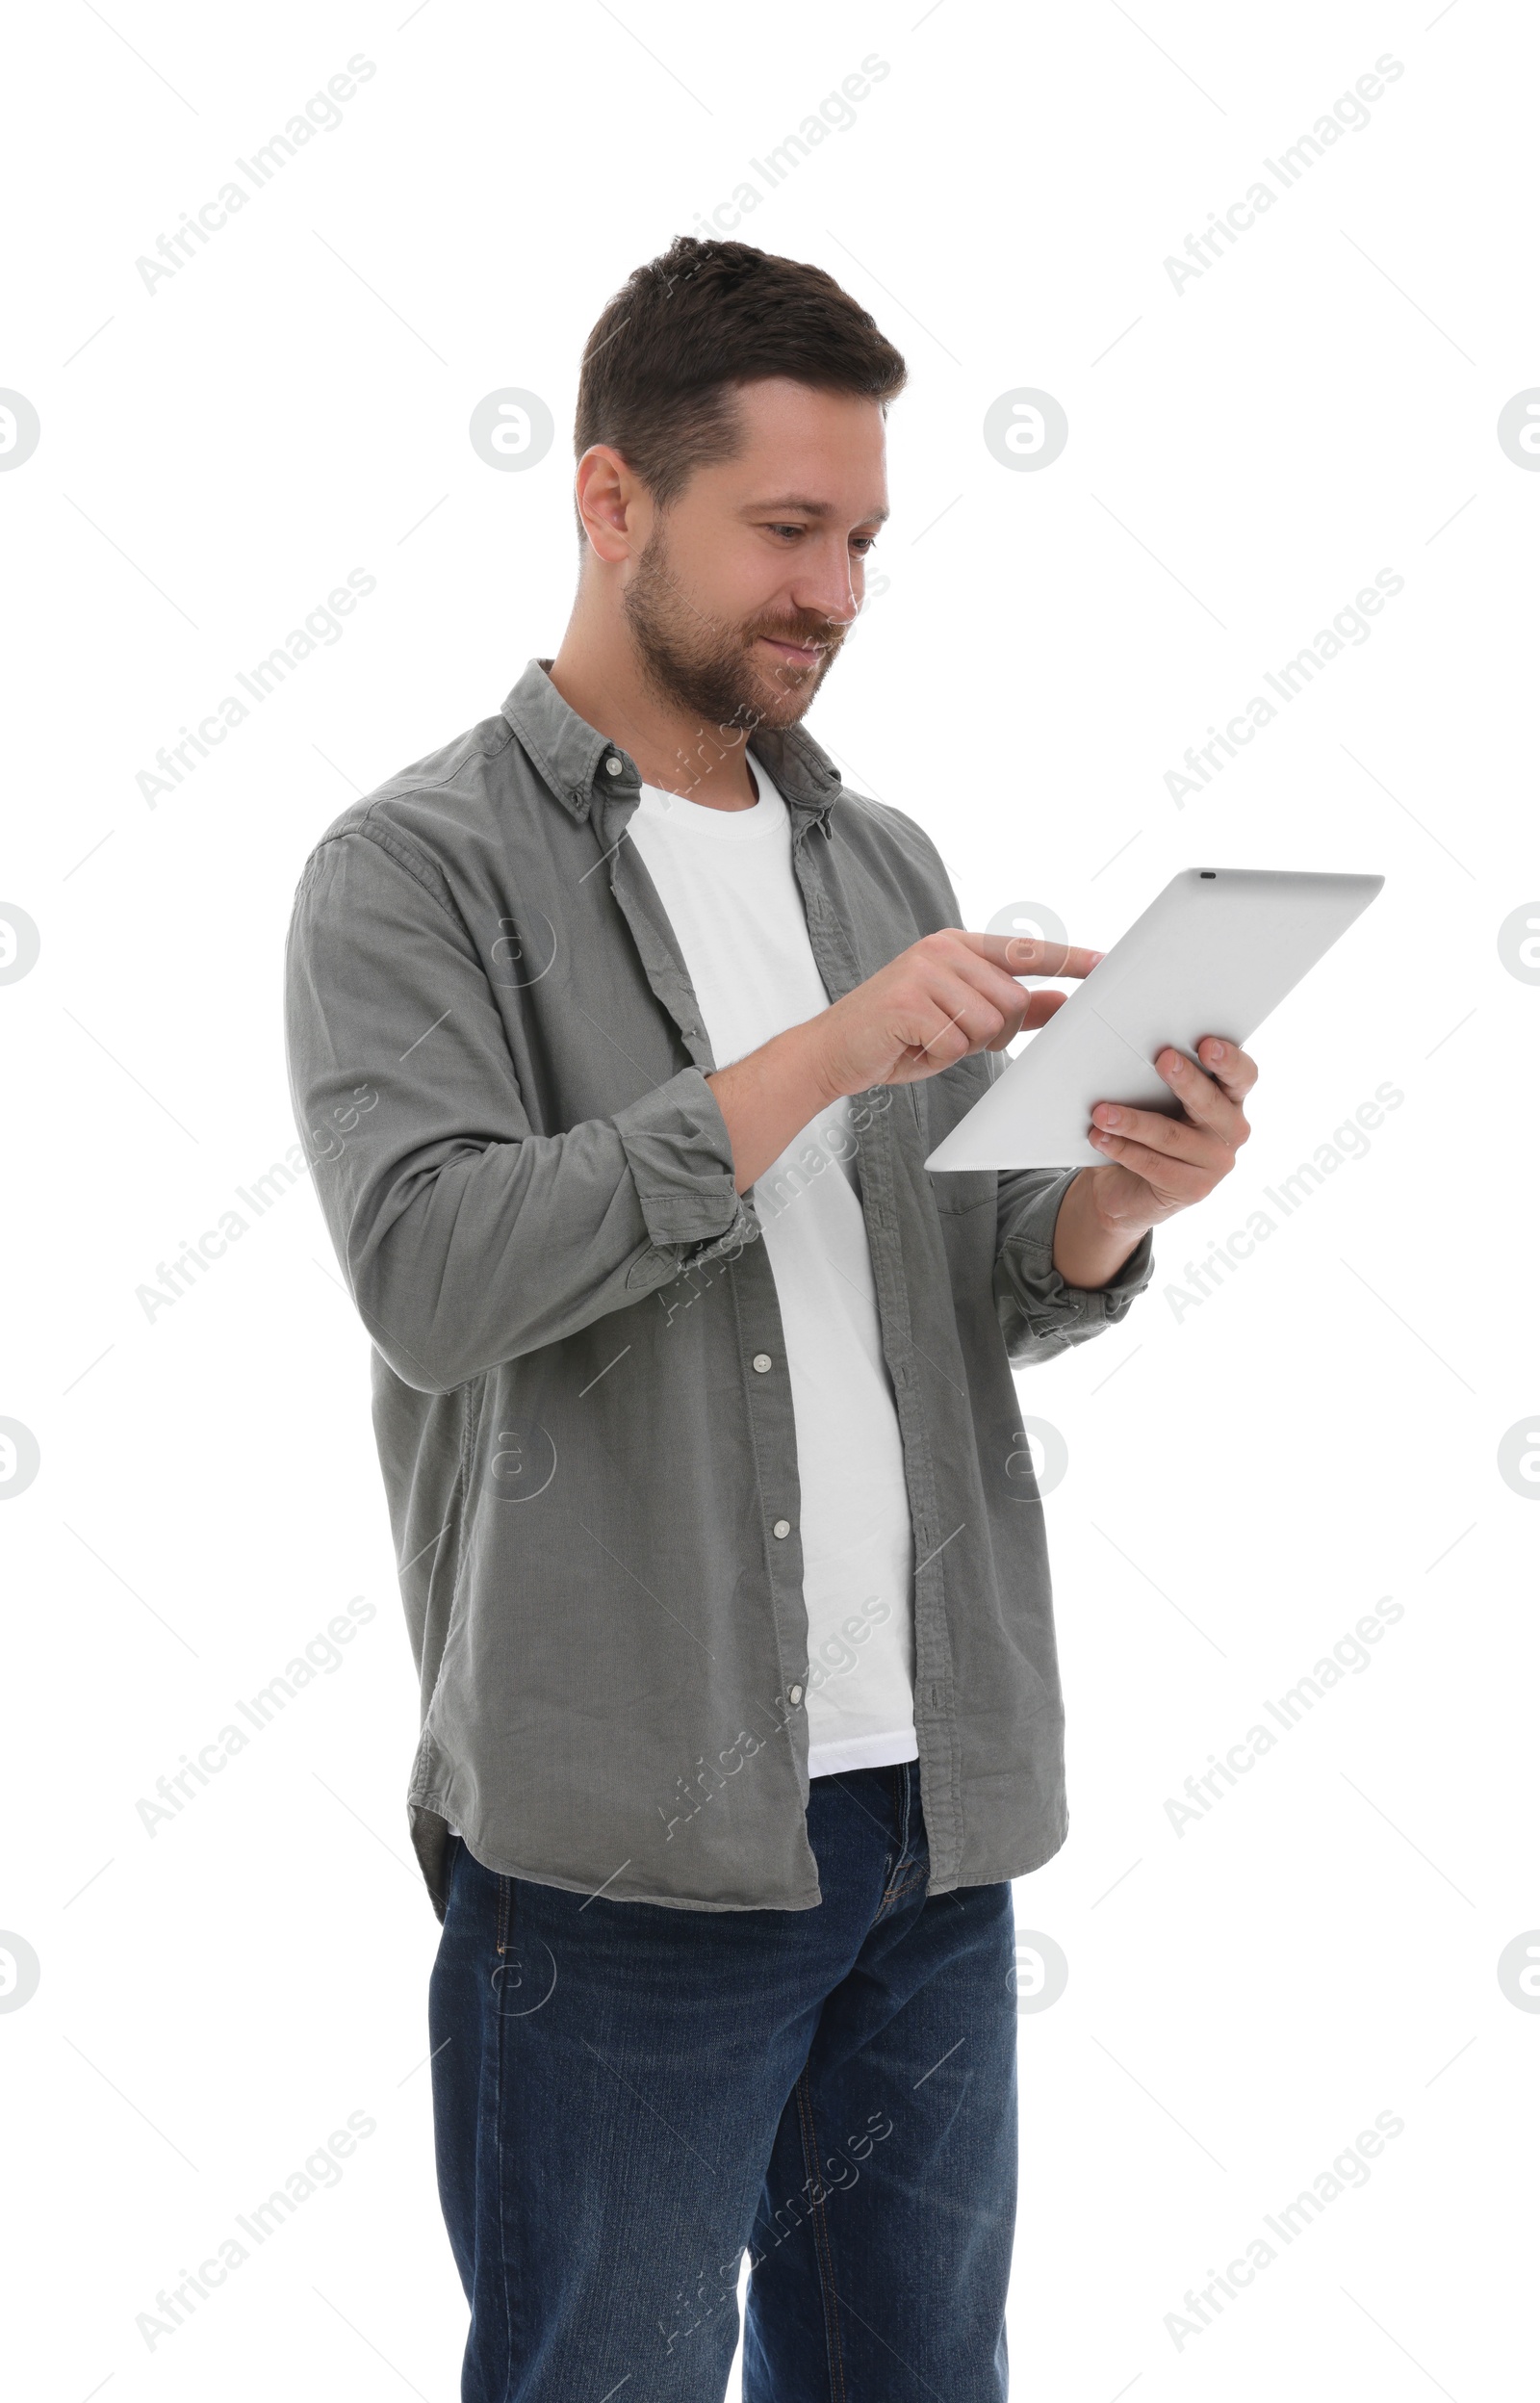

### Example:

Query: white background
xmin=3 ymin=1 xmax=1536 ymax=2396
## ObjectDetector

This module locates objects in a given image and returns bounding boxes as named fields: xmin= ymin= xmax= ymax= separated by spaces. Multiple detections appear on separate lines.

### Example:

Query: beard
xmin=622 ymin=524 xmax=848 ymax=735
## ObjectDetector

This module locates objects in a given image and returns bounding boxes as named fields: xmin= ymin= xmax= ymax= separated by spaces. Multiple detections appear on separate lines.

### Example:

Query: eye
xmin=850 ymin=534 xmax=878 ymax=556
xmin=766 ymin=522 xmax=807 ymax=540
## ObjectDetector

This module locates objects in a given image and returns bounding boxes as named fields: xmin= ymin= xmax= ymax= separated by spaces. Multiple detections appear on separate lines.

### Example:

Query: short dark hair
xmin=574 ymin=237 xmax=907 ymax=508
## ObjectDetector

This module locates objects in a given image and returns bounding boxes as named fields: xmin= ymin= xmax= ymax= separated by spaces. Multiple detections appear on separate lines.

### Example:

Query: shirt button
xmin=773 ymin=1518 xmax=791 ymax=1539
xmin=788 ymin=1684 xmax=804 ymax=1706
xmin=752 ymin=1353 xmax=773 ymax=1373
xmin=604 ymin=754 xmax=623 ymax=776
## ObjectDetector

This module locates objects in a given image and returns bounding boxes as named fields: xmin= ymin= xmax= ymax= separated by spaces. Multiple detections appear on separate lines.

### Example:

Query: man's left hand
xmin=1086 ymin=1036 xmax=1258 ymax=1234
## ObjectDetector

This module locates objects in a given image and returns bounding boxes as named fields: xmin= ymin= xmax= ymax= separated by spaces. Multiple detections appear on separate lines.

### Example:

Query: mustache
xmin=746 ymin=611 xmax=847 ymax=655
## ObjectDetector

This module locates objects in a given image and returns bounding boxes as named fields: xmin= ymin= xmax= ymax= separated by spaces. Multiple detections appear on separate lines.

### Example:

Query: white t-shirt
xmin=626 ymin=754 xmax=918 ymax=1778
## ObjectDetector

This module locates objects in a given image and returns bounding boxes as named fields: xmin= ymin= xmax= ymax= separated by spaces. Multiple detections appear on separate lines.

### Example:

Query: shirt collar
xmin=500 ymin=659 xmax=843 ymax=829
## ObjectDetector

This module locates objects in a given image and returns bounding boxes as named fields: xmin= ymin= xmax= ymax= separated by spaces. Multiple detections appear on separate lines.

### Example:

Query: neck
xmin=548 ymin=601 xmax=760 ymax=812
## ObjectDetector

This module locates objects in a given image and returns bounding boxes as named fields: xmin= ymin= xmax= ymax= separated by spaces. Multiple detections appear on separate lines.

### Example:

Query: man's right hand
xmin=809 ymin=929 xmax=1104 ymax=1098
xmin=706 ymin=930 xmax=1103 ymax=1195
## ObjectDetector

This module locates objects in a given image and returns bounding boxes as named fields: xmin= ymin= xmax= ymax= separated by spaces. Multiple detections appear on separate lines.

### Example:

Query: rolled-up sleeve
xmin=284 ymin=825 xmax=760 ymax=1393
xmin=612 ymin=1072 xmax=756 ymax=1256
xmin=994 ymin=1168 xmax=1154 ymax=1366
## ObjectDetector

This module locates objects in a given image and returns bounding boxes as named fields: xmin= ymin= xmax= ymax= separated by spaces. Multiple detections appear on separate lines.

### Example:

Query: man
xmin=284 ymin=236 xmax=1255 ymax=2402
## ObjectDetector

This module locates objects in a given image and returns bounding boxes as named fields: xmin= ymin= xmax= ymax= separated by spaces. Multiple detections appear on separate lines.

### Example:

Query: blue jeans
xmin=429 ymin=1761 xmax=1018 ymax=2400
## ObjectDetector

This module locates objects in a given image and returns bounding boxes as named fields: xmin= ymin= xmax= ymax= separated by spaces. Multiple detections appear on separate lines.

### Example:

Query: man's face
xmin=620 ymin=377 xmax=889 ymax=733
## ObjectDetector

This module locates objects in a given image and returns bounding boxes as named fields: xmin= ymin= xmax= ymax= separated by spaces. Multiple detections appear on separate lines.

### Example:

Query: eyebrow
xmin=749 ymin=495 xmax=890 ymax=526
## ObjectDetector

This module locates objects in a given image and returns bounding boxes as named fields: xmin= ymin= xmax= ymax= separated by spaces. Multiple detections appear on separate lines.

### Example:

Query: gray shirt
xmin=283 ymin=659 xmax=1154 ymax=1919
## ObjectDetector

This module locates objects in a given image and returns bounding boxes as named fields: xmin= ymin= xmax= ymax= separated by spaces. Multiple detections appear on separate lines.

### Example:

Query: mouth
xmin=755 ymin=633 xmax=828 ymax=671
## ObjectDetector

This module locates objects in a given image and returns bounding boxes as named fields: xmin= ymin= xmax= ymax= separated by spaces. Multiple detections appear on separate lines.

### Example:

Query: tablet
xmin=924 ymin=866 xmax=1384 ymax=1172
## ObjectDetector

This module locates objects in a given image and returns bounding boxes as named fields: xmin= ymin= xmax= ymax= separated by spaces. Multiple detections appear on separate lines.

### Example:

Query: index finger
xmin=959 ymin=932 xmax=1106 ymax=983
xmin=1193 ymin=1036 xmax=1259 ymax=1102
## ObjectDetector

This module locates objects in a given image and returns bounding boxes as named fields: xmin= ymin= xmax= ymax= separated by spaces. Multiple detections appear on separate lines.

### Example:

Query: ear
xmin=575 ymin=444 xmax=648 ymax=567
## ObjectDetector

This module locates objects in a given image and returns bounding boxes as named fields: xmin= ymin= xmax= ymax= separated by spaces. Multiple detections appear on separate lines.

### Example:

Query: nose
xmin=792 ymin=535 xmax=860 ymax=631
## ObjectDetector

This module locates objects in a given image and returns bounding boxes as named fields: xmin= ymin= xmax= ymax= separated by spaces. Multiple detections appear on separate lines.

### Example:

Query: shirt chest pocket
xmin=911 ymin=1067 xmax=1000 ymax=1216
